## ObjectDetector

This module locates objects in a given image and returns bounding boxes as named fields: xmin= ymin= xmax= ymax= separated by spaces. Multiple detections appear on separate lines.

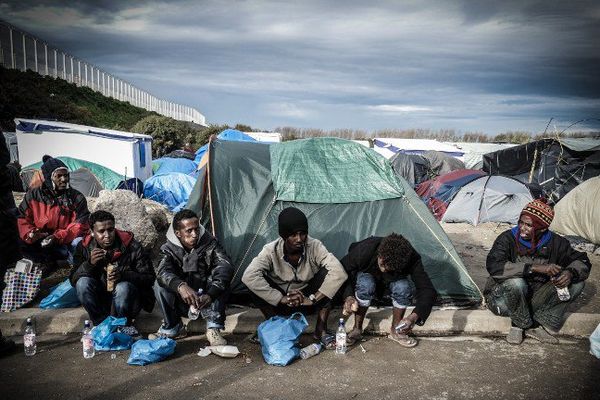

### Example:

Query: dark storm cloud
xmin=1 ymin=0 xmax=599 ymax=133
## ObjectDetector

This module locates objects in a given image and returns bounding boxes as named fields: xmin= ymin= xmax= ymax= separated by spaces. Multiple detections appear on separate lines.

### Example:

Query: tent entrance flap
xmin=270 ymin=138 xmax=404 ymax=203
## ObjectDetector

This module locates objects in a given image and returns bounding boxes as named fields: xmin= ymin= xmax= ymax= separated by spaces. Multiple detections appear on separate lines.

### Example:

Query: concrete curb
xmin=1 ymin=306 xmax=598 ymax=338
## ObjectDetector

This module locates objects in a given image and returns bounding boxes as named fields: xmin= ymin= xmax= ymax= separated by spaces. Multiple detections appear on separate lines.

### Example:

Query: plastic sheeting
xmin=186 ymin=139 xmax=482 ymax=306
xmin=153 ymin=157 xmax=198 ymax=175
xmin=194 ymin=129 xmax=257 ymax=163
xmin=423 ymin=151 xmax=465 ymax=176
xmin=389 ymin=153 xmax=433 ymax=188
xmin=551 ymin=176 xmax=600 ymax=245
xmin=270 ymin=138 xmax=404 ymax=203
xmin=143 ymin=172 xmax=196 ymax=211
xmin=442 ymin=176 xmax=533 ymax=226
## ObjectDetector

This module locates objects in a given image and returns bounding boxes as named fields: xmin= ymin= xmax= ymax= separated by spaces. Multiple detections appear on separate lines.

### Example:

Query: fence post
xmin=22 ymin=33 xmax=26 ymax=71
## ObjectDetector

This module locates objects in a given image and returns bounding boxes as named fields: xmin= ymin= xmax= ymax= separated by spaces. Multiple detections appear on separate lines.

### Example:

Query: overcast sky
xmin=2 ymin=1 xmax=599 ymax=134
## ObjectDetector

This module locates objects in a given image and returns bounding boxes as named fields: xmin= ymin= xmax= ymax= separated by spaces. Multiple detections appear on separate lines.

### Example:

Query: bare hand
xmin=197 ymin=294 xmax=213 ymax=309
xmin=343 ymin=296 xmax=359 ymax=316
xmin=90 ymin=248 xmax=107 ymax=266
xmin=280 ymin=291 xmax=304 ymax=307
xmin=533 ymin=264 xmax=562 ymax=277
xmin=28 ymin=229 xmax=49 ymax=243
xmin=107 ymin=268 xmax=121 ymax=283
xmin=396 ymin=314 xmax=419 ymax=334
xmin=178 ymin=284 xmax=200 ymax=308
xmin=41 ymin=234 xmax=56 ymax=247
xmin=553 ymin=270 xmax=572 ymax=288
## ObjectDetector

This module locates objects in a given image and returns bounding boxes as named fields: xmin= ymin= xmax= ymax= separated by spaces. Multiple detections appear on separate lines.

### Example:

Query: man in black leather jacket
xmin=151 ymin=209 xmax=233 ymax=346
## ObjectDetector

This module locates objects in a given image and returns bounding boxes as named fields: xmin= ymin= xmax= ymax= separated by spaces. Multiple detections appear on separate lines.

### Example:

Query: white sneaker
xmin=206 ymin=328 xmax=227 ymax=346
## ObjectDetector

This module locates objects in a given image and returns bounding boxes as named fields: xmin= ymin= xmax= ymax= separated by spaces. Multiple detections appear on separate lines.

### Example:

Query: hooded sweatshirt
xmin=155 ymin=223 xmax=234 ymax=299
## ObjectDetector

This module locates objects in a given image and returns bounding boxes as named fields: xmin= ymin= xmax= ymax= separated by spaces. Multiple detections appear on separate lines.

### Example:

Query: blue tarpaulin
xmin=143 ymin=172 xmax=197 ymax=211
xmin=152 ymin=157 xmax=198 ymax=175
xmin=194 ymin=129 xmax=257 ymax=163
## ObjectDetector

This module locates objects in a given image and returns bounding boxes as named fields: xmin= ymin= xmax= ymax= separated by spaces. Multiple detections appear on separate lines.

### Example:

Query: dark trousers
xmin=153 ymin=282 xmax=228 ymax=330
xmin=249 ymin=267 xmax=333 ymax=316
xmin=75 ymin=277 xmax=142 ymax=326
xmin=20 ymin=238 xmax=80 ymax=265
xmin=486 ymin=278 xmax=585 ymax=331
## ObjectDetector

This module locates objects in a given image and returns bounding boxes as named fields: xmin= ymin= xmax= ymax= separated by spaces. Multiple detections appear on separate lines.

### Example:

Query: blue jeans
xmin=153 ymin=281 xmax=228 ymax=330
xmin=355 ymin=272 xmax=414 ymax=308
xmin=76 ymin=277 xmax=142 ymax=326
xmin=21 ymin=236 xmax=82 ymax=265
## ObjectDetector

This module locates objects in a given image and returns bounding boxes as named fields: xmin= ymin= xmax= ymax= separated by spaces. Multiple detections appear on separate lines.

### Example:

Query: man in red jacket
xmin=17 ymin=155 xmax=89 ymax=272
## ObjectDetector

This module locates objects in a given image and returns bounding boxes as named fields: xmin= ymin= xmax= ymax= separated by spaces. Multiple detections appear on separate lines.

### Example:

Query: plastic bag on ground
xmin=590 ymin=323 xmax=600 ymax=359
xmin=40 ymin=279 xmax=80 ymax=309
xmin=91 ymin=316 xmax=133 ymax=351
xmin=257 ymin=312 xmax=308 ymax=366
xmin=127 ymin=338 xmax=176 ymax=366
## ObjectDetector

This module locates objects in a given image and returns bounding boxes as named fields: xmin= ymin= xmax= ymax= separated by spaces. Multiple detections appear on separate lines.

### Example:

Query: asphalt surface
xmin=1 ymin=334 xmax=599 ymax=400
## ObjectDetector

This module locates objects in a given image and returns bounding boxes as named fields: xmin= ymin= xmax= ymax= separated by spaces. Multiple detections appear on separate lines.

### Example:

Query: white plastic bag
xmin=590 ymin=323 xmax=600 ymax=359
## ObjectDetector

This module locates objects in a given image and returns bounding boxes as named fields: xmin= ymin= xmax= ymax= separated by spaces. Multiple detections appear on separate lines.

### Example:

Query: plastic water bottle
xmin=82 ymin=320 xmax=95 ymax=359
xmin=188 ymin=289 xmax=220 ymax=320
xmin=188 ymin=289 xmax=204 ymax=320
xmin=300 ymin=343 xmax=323 ymax=359
xmin=335 ymin=318 xmax=347 ymax=355
xmin=23 ymin=317 xmax=37 ymax=356
xmin=556 ymin=286 xmax=570 ymax=302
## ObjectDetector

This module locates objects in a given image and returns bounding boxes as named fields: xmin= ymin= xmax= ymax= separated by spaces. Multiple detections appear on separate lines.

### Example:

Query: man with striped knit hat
xmin=484 ymin=199 xmax=592 ymax=345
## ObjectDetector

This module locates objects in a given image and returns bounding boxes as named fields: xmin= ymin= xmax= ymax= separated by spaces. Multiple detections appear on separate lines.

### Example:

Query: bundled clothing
xmin=340 ymin=236 xmax=436 ymax=326
xmin=154 ymin=224 xmax=233 ymax=329
xmin=70 ymin=230 xmax=155 ymax=325
xmin=485 ymin=228 xmax=591 ymax=330
xmin=242 ymin=236 xmax=348 ymax=307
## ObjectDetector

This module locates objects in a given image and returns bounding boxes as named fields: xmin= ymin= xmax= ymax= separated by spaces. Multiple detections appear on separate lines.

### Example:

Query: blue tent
xmin=143 ymin=173 xmax=197 ymax=211
xmin=194 ymin=129 xmax=257 ymax=163
xmin=152 ymin=157 xmax=198 ymax=175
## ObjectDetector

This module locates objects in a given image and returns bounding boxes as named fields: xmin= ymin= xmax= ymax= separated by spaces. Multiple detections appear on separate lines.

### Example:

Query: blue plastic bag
xmin=127 ymin=338 xmax=176 ymax=366
xmin=590 ymin=323 xmax=600 ymax=359
xmin=40 ymin=279 xmax=80 ymax=309
xmin=91 ymin=316 xmax=133 ymax=351
xmin=257 ymin=312 xmax=308 ymax=366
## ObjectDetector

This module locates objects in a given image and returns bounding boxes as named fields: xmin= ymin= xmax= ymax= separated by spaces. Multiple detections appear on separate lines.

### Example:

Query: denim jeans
xmin=76 ymin=276 xmax=142 ymax=326
xmin=486 ymin=278 xmax=585 ymax=331
xmin=21 ymin=236 xmax=82 ymax=265
xmin=153 ymin=281 xmax=228 ymax=330
xmin=355 ymin=272 xmax=414 ymax=308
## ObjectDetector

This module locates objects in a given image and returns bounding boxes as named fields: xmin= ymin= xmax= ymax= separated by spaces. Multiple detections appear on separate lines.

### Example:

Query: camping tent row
xmin=186 ymin=137 xmax=483 ymax=306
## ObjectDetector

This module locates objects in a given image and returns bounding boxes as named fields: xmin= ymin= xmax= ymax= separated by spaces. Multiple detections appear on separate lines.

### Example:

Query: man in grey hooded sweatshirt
xmin=151 ymin=209 xmax=234 ymax=346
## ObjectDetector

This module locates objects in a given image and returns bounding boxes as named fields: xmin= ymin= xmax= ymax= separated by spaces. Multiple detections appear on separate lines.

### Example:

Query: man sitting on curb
xmin=151 ymin=209 xmax=233 ymax=346
xmin=340 ymin=234 xmax=437 ymax=348
xmin=70 ymin=210 xmax=155 ymax=338
xmin=18 ymin=155 xmax=89 ymax=274
xmin=242 ymin=207 xmax=348 ymax=346
xmin=485 ymin=199 xmax=592 ymax=345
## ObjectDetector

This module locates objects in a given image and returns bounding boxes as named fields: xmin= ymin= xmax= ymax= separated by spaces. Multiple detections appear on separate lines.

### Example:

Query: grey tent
xmin=389 ymin=153 xmax=433 ymax=187
xmin=423 ymin=150 xmax=465 ymax=176
xmin=442 ymin=175 xmax=534 ymax=226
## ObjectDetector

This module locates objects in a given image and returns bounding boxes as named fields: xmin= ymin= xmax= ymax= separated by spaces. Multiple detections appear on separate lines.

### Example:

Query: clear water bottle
xmin=188 ymin=288 xmax=204 ymax=320
xmin=188 ymin=289 xmax=221 ymax=320
xmin=335 ymin=318 xmax=347 ymax=355
xmin=82 ymin=320 xmax=95 ymax=359
xmin=556 ymin=286 xmax=570 ymax=302
xmin=23 ymin=317 xmax=37 ymax=356
xmin=300 ymin=343 xmax=323 ymax=359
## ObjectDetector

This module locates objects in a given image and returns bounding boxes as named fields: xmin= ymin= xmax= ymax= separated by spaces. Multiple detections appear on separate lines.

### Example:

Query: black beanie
xmin=278 ymin=207 xmax=308 ymax=239
xmin=41 ymin=155 xmax=68 ymax=183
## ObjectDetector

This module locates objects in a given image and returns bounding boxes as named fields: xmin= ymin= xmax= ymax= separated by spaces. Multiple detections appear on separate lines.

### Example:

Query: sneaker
xmin=148 ymin=322 xmax=187 ymax=340
xmin=525 ymin=327 xmax=559 ymax=344
xmin=206 ymin=328 xmax=227 ymax=346
xmin=117 ymin=326 xmax=142 ymax=340
xmin=506 ymin=326 xmax=524 ymax=345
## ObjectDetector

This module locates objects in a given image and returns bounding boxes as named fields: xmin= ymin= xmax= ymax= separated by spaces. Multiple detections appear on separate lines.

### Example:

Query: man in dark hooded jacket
xmin=70 ymin=210 xmax=155 ymax=337
xmin=17 ymin=155 xmax=89 ymax=270
xmin=151 ymin=209 xmax=233 ymax=346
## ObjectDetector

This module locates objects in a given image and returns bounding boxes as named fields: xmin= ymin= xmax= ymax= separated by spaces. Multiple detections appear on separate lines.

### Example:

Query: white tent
xmin=442 ymin=175 xmax=533 ymax=225
xmin=15 ymin=118 xmax=153 ymax=182
xmin=373 ymin=138 xmax=464 ymax=160
xmin=244 ymin=131 xmax=281 ymax=142
xmin=551 ymin=176 xmax=600 ymax=245
xmin=448 ymin=142 xmax=518 ymax=169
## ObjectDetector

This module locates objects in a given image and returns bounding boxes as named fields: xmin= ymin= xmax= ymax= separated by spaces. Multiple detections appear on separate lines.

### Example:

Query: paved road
xmin=1 ymin=334 xmax=599 ymax=400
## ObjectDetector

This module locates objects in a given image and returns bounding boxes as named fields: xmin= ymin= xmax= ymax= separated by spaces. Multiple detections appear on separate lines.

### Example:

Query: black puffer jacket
xmin=70 ymin=230 xmax=156 ymax=312
xmin=155 ymin=225 xmax=233 ymax=299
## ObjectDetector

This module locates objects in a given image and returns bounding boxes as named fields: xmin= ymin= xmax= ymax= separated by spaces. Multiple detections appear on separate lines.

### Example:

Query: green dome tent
xmin=187 ymin=137 xmax=483 ymax=306
xmin=22 ymin=156 xmax=125 ymax=197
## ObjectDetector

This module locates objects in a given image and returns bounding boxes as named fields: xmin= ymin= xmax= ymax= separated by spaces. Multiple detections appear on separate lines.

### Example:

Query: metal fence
xmin=0 ymin=20 xmax=207 ymax=126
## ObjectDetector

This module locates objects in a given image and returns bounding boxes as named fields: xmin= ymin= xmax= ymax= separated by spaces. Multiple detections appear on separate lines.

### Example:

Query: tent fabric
xmin=3 ymin=132 xmax=18 ymax=162
xmin=152 ymin=157 xmax=198 ymax=175
xmin=442 ymin=176 xmax=534 ymax=226
xmin=143 ymin=172 xmax=196 ymax=211
xmin=550 ymin=176 xmax=600 ymax=245
xmin=22 ymin=156 xmax=123 ymax=193
xmin=186 ymin=138 xmax=483 ymax=306
xmin=164 ymin=149 xmax=196 ymax=160
xmin=422 ymin=151 xmax=465 ymax=176
xmin=194 ymin=129 xmax=257 ymax=163
xmin=449 ymin=142 xmax=518 ymax=169
xmin=389 ymin=153 xmax=432 ymax=187
xmin=270 ymin=138 xmax=404 ymax=203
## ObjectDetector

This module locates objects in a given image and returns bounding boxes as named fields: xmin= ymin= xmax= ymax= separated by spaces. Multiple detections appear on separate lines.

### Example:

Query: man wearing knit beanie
xmin=484 ymin=198 xmax=591 ymax=345
xmin=17 ymin=155 xmax=89 ymax=274
xmin=243 ymin=207 xmax=348 ymax=345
